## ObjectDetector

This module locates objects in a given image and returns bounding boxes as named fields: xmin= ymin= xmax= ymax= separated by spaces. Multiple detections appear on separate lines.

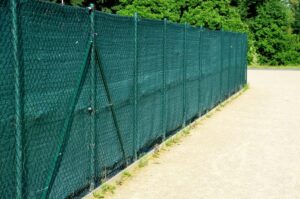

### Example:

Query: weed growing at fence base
xmin=115 ymin=172 xmax=132 ymax=186
xmin=93 ymin=184 xmax=116 ymax=198
xmin=138 ymin=158 xmax=149 ymax=168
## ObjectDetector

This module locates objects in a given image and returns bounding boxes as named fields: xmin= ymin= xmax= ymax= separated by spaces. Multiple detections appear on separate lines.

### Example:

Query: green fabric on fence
xmin=185 ymin=25 xmax=200 ymax=121
xmin=19 ymin=1 xmax=91 ymax=198
xmin=137 ymin=18 xmax=164 ymax=150
xmin=0 ymin=1 xmax=16 ymax=199
xmin=0 ymin=0 xmax=248 ymax=198
xmin=165 ymin=22 xmax=185 ymax=132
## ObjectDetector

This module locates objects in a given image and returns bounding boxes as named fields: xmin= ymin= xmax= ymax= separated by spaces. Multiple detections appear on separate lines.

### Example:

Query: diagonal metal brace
xmin=41 ymin=42 xmax=93 ymax=199
xmin=94 ymin=44 xmax=128 ymax=166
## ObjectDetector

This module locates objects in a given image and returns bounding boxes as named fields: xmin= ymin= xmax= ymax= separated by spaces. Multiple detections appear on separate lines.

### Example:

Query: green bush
xmin=250 ymin=0 xmax=300 ymax=65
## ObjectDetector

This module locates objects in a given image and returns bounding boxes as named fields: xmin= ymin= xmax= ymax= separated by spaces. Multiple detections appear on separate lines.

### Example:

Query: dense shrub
xmin=250 ymin=0 xmax=300 ymax=65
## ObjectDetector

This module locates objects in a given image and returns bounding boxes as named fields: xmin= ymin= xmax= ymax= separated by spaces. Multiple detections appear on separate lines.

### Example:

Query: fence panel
xmin=165 ymin=22 xmax=185 ymax=132
xmin=0 ymin=1 xmax=16 ymax=198
xmin=137 ymin=18 xmax=164 ymax=150
xmin=221 ymin=32 xmax=231 ymax=98
xmin=0 ymin=1 xmax=248 ymax=198
xmin=201 ymin=30 xmax=215 ymax=111
xmin=185 ymin=26 xmax=200 ymax=121
xmin=94 ymin=12 xmax=135 ymax=180
xmin=19 ymin=1 xmax=91 ymax=198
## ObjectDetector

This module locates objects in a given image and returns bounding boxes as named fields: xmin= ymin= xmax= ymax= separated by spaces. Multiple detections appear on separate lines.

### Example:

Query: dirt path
xmin=108 ymin=70 xmax=300 ymax=199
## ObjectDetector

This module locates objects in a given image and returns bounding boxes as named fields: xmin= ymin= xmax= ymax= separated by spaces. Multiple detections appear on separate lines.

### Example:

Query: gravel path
xmin=108 ymin=70 xmax=300 ymax=199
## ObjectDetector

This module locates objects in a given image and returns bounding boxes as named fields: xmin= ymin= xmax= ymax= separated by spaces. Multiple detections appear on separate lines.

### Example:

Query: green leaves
xmin=47 ymin=0 xmax=299 ymax=66
xmin=293 ymin=2 xmax=300 ymax=34
xmin=251 ymin=0 xmax=300 ymax=65
xmin=117 ymin=0 xmax=183 ymax=22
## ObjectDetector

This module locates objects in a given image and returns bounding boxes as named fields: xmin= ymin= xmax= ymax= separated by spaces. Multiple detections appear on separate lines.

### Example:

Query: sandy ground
xmin=108 ymin=70 xmax=300 ymax=199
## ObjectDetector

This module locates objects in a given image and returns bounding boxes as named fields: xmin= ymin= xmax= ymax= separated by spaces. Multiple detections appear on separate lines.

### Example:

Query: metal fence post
xmin=244 ymin=34 xmax=248 ymax=84
xmin=235 ymin=33 xmax=238 ymax=92
xmin=219 ymin=30 xmax=223 ymax=102
xmin=162 ymin=18 xmax=167 ymax=140
xmin=89 ymin=3 xmax=96 ymax=192
xmin=228 ymin=32 xmax=232 ymax=95
xmin=133 ymin=12 xmax=138 ymax=160
xmin=94 ymin=47 xmax=128 ymax=166
xmin=42 ymin=43 xmax=93 ymax=199
xmin=238 ymin=34 xmax=241 ymax=88
xmin=198 ymin=27 xmax=202 ymax=116
xmin=209 ymin=31 xmax=213 ymax=109
xmin=11 ymin=0 xmax=24 ymax=198
xmin=182 ymin=22 xmax=187 ymax=127
xmin=240 ymin=34 xmax=243 ymax=88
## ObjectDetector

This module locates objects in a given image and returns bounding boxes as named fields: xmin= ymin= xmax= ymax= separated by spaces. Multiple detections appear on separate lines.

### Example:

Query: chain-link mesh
xmin=185 ymin=25 xmax=200 ymax=122
xmin=137 ymin=18 xmax=164 ymax=150
xmin=0 ymin=1 xmax=16 ymax=199
xmin=0 ymin=0 xmax=248 ymax=198
xmin=165 ymin=22 xmax=185 ymax=132
xmin=18 ymin=1 xmax=92 ymax=198
xmin=94 ymin=11 xmax=135 ymax=182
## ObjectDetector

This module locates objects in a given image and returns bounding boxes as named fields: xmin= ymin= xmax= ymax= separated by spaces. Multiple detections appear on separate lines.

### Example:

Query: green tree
xmin=235 ymin=0 xmax=268 ymax=19
xmin=47 ymin=0 xmax=300 ymax=66
xmin=49 ymin=0 xmax=122 ymax=13
xmin=293 ymin=2 xmax=300 ymax=34
xmin=181 ymin=0 xmax=255 ymax=62
xmin=251 ymin=0 xmax=299 ymax=65
xmin=116 ymin=0 xmax=184 ymax=22
xmin=50 ymin=0 xmax=83 ymax=6
xmin=180 ymin=0 xmax=247 ymax=32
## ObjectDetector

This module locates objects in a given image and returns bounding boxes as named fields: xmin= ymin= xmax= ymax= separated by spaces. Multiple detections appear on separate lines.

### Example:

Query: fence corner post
xmin=133 ymin=12 xmax=138 ymax=161
xmin=88 ymin=3 xmax=96 ymax=192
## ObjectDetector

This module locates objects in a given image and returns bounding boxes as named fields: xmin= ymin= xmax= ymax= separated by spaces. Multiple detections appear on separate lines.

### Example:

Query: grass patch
xmin=93 ymin=184 xmax=116 ymax=198
xmin=165 ymin=138 xmax=174 ymax=147
xmin=101 ymin=184 xmax=116 ymax=194
xmin=249 ymin=64 xmax=300 ymax=69
xmin=93 ymin=192 xmax=104 ymax=199
xmin=164 ymin=128 xmax=191 ymax=149
xmin=165 ymin=135 xmax=181 ymax=147
xmin=152 ymin=150 xmax=160 ymax=159
xmin=116 ymin=171 xmax=132 ymax=186
xmin=244 ymin=83 xmax=249 ymax=90
xmin=122 ymin=171 xmax=132 ymax=178
xmin=182 ymin=129 xmax=191 ymax=136
xmin=138 ymin=157 xmax=148 ymax=168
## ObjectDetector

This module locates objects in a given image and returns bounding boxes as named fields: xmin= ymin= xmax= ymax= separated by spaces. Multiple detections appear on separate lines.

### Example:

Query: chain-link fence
xmin=0 ymin=0 xmax=247 ymax=198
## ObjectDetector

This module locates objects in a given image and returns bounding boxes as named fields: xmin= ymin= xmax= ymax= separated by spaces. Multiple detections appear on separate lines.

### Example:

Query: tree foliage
xmin=48 ymin=0 xmax=300 ymax=66
xmin=116 ymin=0 xmax=184 ymax=22
xmin=293 ymin=2 xmax=300 ymax=34
xmin=250 ymin=0 xmax=299 ymax=65
xmin=181 ymin=0 xmax=247 ymax=32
